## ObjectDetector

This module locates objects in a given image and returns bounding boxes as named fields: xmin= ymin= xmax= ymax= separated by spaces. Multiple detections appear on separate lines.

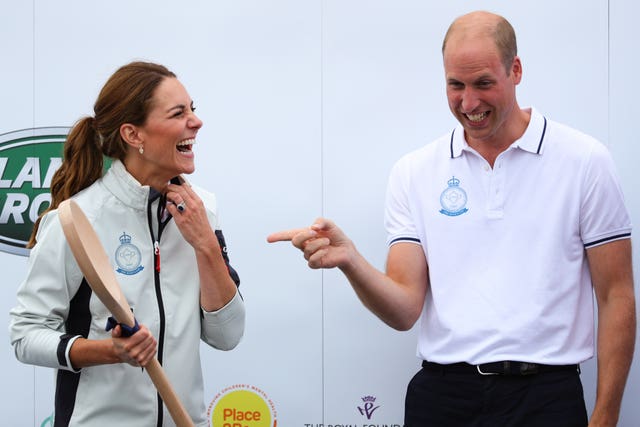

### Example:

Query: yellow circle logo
xmin=208 ymin=384 xmax=277 ymax=427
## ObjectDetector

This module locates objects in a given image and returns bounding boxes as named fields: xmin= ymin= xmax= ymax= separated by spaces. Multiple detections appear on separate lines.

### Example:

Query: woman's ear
xmin=120 ymin=123 xmax=142 ymax=148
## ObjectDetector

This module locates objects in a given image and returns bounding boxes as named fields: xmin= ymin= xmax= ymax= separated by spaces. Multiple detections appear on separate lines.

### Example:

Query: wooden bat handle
xmin=146 ymin=359 xmax=194 ymax=427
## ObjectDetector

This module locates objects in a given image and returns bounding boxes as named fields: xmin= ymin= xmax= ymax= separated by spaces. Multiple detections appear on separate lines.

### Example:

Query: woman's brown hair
xmin=27 ymin=61 xmax=176 ymax=248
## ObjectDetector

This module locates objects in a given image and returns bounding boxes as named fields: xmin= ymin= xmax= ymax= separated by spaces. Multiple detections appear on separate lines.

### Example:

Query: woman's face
xmin=127 ymin=77 xmax=203 ymax=188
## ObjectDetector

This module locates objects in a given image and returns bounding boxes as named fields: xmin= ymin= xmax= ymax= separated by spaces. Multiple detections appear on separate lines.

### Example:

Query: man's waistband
xmin=422 ymin=360 xmax=580 ymax=376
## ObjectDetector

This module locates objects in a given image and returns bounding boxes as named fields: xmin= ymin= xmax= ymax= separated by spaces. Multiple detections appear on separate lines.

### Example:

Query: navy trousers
xmin=405 ymin=365 xmax=588 ymax=426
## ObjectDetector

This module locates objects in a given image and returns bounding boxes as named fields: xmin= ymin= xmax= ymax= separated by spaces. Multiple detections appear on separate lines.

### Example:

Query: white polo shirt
xmin=385 ymin=107 xmax=632 ymax=365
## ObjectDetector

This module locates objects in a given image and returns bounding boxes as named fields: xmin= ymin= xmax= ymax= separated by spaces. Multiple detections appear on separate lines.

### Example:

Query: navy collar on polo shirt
xmin=448 ymin=107 xmax=548 ymax=159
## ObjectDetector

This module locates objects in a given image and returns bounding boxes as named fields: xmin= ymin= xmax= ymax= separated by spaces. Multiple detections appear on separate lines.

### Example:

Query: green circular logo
xmin=0 ymin=127 xmax=68 ymax=256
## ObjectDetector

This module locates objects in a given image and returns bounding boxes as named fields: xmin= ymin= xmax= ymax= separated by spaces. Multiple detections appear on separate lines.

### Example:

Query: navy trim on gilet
xmin=54 ymin=279 xmax=92 ymax=427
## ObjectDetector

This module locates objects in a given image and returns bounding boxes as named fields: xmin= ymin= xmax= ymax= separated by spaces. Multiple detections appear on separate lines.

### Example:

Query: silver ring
xmin=177 ymin=202 xmax=186 ymax=212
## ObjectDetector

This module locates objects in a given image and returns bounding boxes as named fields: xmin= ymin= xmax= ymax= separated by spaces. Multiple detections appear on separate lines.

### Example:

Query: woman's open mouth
xmin=177 ymin=138 xmax=195 ymax=153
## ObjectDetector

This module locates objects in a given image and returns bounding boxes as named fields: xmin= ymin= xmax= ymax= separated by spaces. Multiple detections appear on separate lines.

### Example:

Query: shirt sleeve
xmin=384 ymin=156 xmax=421 ymax=247
xmin=580 ymin=141 xmax=632 ymax=248
xmin=196 ymin=187 xmax=245 ymax=350
xmin=199 ymin=228 xmax=245 ymax=349
xmin=200 ymin=290 xmax=245 ymax=350
xmin=9 ymin=211 xmax=84 ymax=371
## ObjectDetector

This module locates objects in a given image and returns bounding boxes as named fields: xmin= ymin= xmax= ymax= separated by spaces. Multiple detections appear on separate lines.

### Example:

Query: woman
xmin=9 ymin=61 xmax=245 ymax=426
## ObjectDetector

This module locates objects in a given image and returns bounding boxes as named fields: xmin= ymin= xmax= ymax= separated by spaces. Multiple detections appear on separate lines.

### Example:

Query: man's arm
xmin=587 ymin=238 xmax=636 ymax=427
xmin=267 ymin=218 xmax=428 ymax=330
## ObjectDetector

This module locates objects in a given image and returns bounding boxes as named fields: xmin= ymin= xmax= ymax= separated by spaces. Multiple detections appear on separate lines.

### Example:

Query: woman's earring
xmin=139 ymin=145 xmax=144 ymax=155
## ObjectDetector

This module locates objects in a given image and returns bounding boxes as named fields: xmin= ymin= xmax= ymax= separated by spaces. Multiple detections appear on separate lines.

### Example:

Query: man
xmin=268 ymin=11 xmax=635 ymax=426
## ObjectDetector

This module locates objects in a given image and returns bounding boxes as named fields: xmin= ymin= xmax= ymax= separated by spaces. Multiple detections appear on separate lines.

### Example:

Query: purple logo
xmin=357 ymin=395 xmax=380 ymax=419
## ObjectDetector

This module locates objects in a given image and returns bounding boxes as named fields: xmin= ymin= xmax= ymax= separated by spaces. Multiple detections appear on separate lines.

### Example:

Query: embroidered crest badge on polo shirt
xmin=115 ymin=231 xmax=144 ymax=275
xmin=439 ymin=176 xmax=469 ymax=216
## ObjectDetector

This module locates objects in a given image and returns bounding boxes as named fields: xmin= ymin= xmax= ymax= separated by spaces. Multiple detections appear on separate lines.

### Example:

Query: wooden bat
xmin=58 ymin=198 xmax=194 ymax=427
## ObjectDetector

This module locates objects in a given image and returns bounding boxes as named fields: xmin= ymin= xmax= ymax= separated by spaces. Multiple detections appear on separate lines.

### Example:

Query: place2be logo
xmin=0 ymin=127 xmax=68 ymax=256
xmin=207 ymin=384 xmax=277 ymax=427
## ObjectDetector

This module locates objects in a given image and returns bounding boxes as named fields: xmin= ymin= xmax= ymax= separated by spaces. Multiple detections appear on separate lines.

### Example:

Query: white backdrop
xmin=1 ymin=1 xmax=638 ymax=426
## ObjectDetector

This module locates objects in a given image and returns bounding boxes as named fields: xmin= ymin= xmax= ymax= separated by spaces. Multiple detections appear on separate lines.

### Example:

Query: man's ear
xmin=120 ymin=123 xmax=142 ymax=148
xmin=511 ymin=56 xmax=523 ymax=85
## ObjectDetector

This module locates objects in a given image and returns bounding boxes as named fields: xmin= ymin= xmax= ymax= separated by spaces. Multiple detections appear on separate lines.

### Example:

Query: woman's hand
xmin=164 ymin=178 xmax=218 ymax=252
xmin=111 ymin=324 xmax=157 ymax=367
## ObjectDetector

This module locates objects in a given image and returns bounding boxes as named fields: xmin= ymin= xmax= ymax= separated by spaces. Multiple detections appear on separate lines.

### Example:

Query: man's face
xmin=443 ymin=35 xmax=521 ymax=147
